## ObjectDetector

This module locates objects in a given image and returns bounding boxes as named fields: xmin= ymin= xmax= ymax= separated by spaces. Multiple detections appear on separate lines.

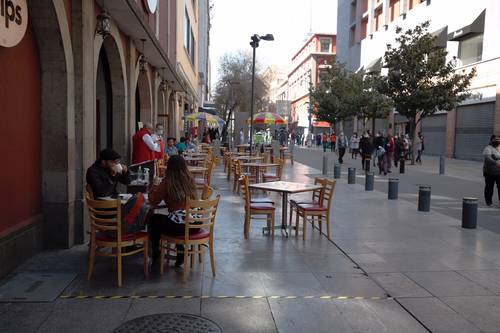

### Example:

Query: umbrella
xmin=186 ymin=112 xmax=225 ymax=127
xmin=248 ymin=112 xmax=287 ymax=125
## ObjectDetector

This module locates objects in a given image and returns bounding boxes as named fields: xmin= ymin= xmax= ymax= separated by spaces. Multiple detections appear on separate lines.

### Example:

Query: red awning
xmin=312 ymin=121 xmax=330 ymax=128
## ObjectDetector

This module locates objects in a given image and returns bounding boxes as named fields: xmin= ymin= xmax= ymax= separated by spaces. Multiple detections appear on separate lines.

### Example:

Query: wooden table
xmin=240 ymin=162 xmax=278 ymax=183
xmin=249 ymin=181 xmax=323 ymax=237
xmin=188 ymin=166 xmax=207 ymax=174
xmin=234 ymin=156 xmax=264 ymax=162
xmin=184 ymin=156 xmax=205 ymax=165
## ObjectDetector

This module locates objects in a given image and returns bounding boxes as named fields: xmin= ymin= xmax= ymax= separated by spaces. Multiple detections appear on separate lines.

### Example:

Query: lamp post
xmin=249 ymin=33 xmax=274 ymax=154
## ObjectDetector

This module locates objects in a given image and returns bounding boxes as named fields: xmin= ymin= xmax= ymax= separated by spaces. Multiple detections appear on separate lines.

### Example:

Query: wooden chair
xmin=201 ymin=184 xmax=214 ymax=200
xmin=160 ymin=194 xmax=221 ymax=281
xmin=85 ymin=184 xmax=94 ymax=199
xmin=262 ymin=158 xmax=284 ymax=182
xmin=85 ymin=194 xmax=149 ymax=287
xmin=233 ymin=159 xmax=255 ymax=193
xmin=195 ymin=160 xmax=214 ymax=191
xmin=239 ymin=175 xmax=276 ymax=240
xmin=289 ymin=177 xmax=325 ymax=230
xmin=294 ymin=179 xmax=336 ymax=240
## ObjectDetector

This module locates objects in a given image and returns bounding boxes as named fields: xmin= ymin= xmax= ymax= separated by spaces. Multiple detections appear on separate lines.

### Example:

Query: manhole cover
xmin=113 ymin=313 xmax=223 ymax=333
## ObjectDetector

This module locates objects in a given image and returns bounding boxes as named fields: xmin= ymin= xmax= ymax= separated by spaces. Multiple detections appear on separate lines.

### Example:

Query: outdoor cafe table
xmin=188 ymin=166 xmax=207 ymax=175
xmin=234 ymin=156 xmax=264 ymax=162
xmin=249 ymin=181 xmax=323 ymax=237
xmin=184 ymin=156 xmax=205 ymax=165
xmin=240 ymin=162 xmax=278 ymax=183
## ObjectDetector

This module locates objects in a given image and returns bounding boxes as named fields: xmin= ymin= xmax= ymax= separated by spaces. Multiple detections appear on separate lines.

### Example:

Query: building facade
xmin=0 ymin=0 xmax=210 ymax=277
xmin=337 ymin=0 xmax=500 ymax=159
xmin=287 ymin=33 xmax=336 ymax=138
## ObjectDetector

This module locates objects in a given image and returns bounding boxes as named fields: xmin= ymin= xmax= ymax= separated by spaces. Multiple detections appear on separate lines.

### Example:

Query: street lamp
xmin=249 ymin=33 xmax=274 ymax=154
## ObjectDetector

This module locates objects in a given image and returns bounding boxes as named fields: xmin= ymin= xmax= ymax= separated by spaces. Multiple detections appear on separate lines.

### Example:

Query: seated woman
xmin=148 ymin=155 xmax=197 ymax=267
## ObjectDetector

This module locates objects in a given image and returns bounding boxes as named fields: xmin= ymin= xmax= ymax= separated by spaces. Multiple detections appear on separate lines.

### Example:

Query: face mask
xmin=112 ymin=163 xmax=123 ymax=174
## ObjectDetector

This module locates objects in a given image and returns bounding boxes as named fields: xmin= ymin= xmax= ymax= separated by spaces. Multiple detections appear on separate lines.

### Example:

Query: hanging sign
xmin=0 ymin=0 xmax=27 ymax=47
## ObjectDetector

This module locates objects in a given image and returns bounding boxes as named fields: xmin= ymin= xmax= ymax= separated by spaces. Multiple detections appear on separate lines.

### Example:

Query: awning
xmin=366 ymin=57 xmax=382 ymax=74
xmin=432 ymin=27 xmax=448 ymax=48
xmin=313 ymin=121 xmax=330 ymax=128
xmin=448 ymin=10 xmax=485 ymax=41
xmin=199 ymin=106 xmax=217 ymax=115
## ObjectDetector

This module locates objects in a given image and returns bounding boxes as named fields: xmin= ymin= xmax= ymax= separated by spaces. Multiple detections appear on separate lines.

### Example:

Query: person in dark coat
xmin=359 ymin=132 xmax=374 ymax=171
xmin=86 ymin=149 xmax=130 ymax=198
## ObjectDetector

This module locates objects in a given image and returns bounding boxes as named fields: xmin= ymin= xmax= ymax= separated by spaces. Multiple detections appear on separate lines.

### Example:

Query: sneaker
xmin=486 ymin=203 xmax=493 ymax=207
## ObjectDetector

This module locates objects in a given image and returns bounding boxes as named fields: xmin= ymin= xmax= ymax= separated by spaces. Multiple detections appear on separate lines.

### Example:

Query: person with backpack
xmin=336 ymin=132 xmax=348 ymax=164
xmin=374 ymin=132 xmax=387 ymax=175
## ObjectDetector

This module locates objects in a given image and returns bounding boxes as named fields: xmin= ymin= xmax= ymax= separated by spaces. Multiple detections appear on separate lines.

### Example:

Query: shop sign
xmin=0 ymin=0 xmax=27 ymax=47
xmin=143 ymin=0 xmax=157 ymax=14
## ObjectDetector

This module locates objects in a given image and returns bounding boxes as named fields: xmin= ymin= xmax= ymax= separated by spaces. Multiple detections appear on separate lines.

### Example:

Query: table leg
xmin=282 ymin=192 xmax=289 ymax=237
xmin=255 ymin=166 xmax=260 ymax=183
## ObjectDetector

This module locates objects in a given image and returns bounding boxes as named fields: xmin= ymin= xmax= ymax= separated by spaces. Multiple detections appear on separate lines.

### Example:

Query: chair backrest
xmin=312 ymin=177 xmax=326 ymax=203
xmin=239 ymin=175 xmax=251 ymax=209
xmin=184 ymin=194 xmax=221 ymax=238
xmin=85 ymin=184 xmax=95 ymax=200
xmin=321 ymin=179 xmax=337 ymax=210
xmin=234 ymin=159 xmax=242 ymax=177
xmin=205 ymin=161 xmax=214 ymax=185
xmin=86 ymin=196 xmax=122 ymax=237
xmin=201 ymin=185 xmax=214 ymax=200
xmin=276 ymin=158 xmax=284 ymax=179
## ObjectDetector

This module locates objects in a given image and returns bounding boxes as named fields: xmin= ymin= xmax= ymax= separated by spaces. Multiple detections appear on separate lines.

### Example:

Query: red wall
xmin=0 ymin=22 xmax=42 ymax=236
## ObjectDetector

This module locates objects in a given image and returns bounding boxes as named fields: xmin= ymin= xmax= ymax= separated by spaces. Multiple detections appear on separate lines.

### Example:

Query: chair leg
xmin=289 ymin=205 xmax=294 ymax=230
xmin=86 ymin=236 xmax=96 ymax=281
xmin=295 ymin=210 xmax=300 ymax=237
xmin=117 ymin=246 xmax=123 ymax=287
xmin=270 ymin=214 xmax=275 ymax=240
xmin=183 ymin=244 xmax=189 ymax=282
xmin=209 ymin=239 xmax=216 ymax=277
xmin=318 ymin=215 xmax=323 ymax=234
xmin=326 ymin=214 xmax=331 ymax=240
xmin=198 ymin=245 xmax=203 ymax=263
xmin=143 ymin=238 xmax=149 ymax=277
xmin=190 ymin=245 xmax=195 ymax=269
xmin=302 ymin=213 xmax=307 ymax=241
xmin=244 ymin=213 xmax=250 ymax=239
xmin=160 ymin=240 xmax=166 ymax=275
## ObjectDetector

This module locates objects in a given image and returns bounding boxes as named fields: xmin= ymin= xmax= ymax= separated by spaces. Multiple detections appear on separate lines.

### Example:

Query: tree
xmin=310 ymin=63 xmax=362 ymax=127
xmin=381 ymin=21 xmax=476 ymax=164
xmin=358 ymin=73 xmax=393 ymax=135
xmin=213 ymin=51 xmax=269 ymax=143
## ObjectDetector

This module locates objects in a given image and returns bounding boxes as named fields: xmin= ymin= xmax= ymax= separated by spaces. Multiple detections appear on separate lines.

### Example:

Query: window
xmin=458 ymin=34 xmax=483 ymax=66
xmin=361 ymin=18 xmax=368 ymax=39
xmin=361 ymin=0 xmax=368 ymax=13
xmin=389 ymin=0 xmax=400 ymax=22
xmin=350 ymin=0 xmax=357 ymax=23
xmin=408 ymin=0 xmax=425 ymax=10
xmin=349 ymin=26 xmax=356 ymax=46
xmin=373 ymin=7 xmax=383 ymax=32
xmin=320 ymin=38 xmax=331 ymax=52
xmin=184 ymin=7 xmax=196 ymax=66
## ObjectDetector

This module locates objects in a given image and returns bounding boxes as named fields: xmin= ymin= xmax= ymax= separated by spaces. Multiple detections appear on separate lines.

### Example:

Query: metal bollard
xmin=334 ymin=164 xmax=341 ymax=179
xmin=418 ymin=186 xmax=431 ymax=212
xmin=322 ymin=154 xmax=328 ymax=175
xmin=462 ymin=197 xmax=478 ymax=229
xmin=348 ymin=167 xmax=356 ymax=184
xmin=439 ymin=156 xmax=445 ymax=175
xmin=399 ymin=158 xmax=405 ymax=174
xmin=365 ymin=172 xmax=374 ymax=191
xmin=388 ymin=178 xmax=399 ymax=200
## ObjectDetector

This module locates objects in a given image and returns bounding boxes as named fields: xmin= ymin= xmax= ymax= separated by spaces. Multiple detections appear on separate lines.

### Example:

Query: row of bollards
xmin=336 ymin=164 xmax=477 ymax=230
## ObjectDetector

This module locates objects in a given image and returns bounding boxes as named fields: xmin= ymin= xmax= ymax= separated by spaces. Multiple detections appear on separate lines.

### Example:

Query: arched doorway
xmin=96 ymin=48 xmax=112 ymax=152
xmin=136 ymin=70 xmax=152 ymax=130
xmin=95 ymin=36 xmax=127 ymax=156
xmin=157 ymin=86 xmax=167 ymax=130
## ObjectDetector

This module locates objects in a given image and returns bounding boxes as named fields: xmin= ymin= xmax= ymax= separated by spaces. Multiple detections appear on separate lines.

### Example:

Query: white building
xmin=337 ymin=0 xmax=500 ymax=160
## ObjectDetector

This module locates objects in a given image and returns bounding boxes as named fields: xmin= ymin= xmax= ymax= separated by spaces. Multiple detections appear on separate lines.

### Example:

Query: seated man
xmin=86 ymin=149 xmax=148 ymax=234
xmin=86 ymin=149 xmax=130 ymax=198
xmin=165 ymin=137 xmax=179 ymax=157
xmin=176 ymin=137 xmax=187 ymax=154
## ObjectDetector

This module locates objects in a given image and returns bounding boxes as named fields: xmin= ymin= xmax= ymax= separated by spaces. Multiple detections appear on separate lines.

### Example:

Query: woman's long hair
xmin=164 ymin=155 xmax=196 ymax=202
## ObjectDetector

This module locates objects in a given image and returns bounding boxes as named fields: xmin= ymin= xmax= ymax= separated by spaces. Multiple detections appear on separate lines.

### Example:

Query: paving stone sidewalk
xmin=1 ymin=160 xmax=500 ymax=332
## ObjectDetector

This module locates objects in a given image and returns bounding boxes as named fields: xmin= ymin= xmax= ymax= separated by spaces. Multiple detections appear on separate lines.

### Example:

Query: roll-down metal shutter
xmin=455 ymin=102 xmax=495 ymax=160
xmin=421 ymin=114 xmax=447 ymax=156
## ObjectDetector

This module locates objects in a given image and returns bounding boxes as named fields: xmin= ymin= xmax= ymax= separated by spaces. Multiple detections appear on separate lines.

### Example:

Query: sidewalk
xmin=1 ymin=160 xmax=500 ymax=332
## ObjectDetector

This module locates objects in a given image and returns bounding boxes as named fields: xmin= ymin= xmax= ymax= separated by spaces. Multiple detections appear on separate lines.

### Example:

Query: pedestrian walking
xmin=350 ymin=133 xmax=360 ymax=159
xmin=360 ymin=132 xmax=374 ymax=170
xmin=394 ymin=134 xmax=401 ymax=168
xmin=321 ymin=132 xmax=328 ymax=152
xmin=330 ymin=131 xmax=337 ymax=153
xmin=385 ymin=133 xmax=394 ymax=173
xmin=374 ymin=132 xmax=387 ymax=175
xmin=416 ymin=132 xmax=424 ymax=164
xmin=337 ymin=132 xmax=348 ymax=164
xmin=239 ymin=128 xmax=245 ymax=145
xmin=483 ymin=135 xmax=500 ymax=207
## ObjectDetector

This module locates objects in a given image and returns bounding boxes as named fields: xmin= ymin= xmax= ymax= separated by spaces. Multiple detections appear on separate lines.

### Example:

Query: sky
xmin=209 ymin=0 xmax=338 ymax=86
